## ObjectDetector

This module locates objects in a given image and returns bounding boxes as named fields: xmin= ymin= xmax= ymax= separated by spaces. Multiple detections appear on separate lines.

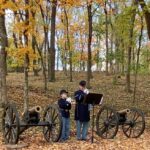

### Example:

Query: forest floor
xmin=0 ymin=71 xmax=150 ymax=150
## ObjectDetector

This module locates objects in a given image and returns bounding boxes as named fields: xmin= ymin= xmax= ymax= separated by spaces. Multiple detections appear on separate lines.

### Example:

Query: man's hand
xmin=84 ymin=89 xmax=89 ymax=94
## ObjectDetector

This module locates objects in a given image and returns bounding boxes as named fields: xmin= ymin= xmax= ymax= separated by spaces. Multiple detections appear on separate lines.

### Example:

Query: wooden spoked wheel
xmin=122 ymin=108 xmax=145 ymax=138
xmin=96 ymin=106 xmax=119 ymax=139
xmin=43 ymin=105 xmax=62 ymax=142
xmin=2 ymin=103 xmax=20 ymax=144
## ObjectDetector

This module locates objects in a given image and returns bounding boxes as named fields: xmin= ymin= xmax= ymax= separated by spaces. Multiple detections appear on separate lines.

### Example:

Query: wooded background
xmin=0 ymin=0 xmax=150 ymax=123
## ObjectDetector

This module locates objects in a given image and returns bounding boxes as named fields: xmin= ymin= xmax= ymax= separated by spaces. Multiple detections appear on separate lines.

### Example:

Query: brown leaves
xmin=1 ymin=131 xmax=150 ymax=150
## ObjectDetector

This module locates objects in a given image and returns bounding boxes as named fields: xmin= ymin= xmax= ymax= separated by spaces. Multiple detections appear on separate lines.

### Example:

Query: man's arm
xmin=74 ymin=91 xmax=85 ymax=103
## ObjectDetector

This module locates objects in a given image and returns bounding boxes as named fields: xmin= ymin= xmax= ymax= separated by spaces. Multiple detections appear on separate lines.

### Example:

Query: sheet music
xmin=99 ymin=96 xmax=103 ymax=105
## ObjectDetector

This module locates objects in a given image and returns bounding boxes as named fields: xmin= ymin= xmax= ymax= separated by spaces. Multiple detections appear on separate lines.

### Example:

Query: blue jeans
xmin=76 ymin=121 xmax=89 ymax=140
xmin=61 ymin=117 xmax=70 ymax=140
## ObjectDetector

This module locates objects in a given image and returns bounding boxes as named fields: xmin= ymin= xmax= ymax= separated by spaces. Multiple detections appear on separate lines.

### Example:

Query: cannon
xmin=2 ymin=103 xmax=62 ymax=144
xmin=82 ymin=93 xmax=145 ymax=140
xmin=96 ymin=107 xmax=145 ymax=139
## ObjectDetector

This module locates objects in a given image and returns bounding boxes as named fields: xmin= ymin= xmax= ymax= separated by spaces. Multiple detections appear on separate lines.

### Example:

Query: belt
xmin=59 ymin=108 xmax=69 ymax=112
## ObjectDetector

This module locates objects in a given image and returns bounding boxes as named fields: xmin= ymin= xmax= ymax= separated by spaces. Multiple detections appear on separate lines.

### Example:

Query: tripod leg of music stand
xmin=91 ymin=105 xmax=94 ymax=143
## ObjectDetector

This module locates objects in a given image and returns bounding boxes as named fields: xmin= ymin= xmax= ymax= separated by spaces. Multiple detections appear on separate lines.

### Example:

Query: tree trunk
xmin=39 ymin=3 xmax=49 ymax=78
xmin=109 ymin=2 xmax=114 ymax=74
xmin=104 ymin=1 xmax=109 ymax=75
xmin=23 ymin=0 xmax=30 ymax=111
xmin=115 ymin=39 xmax=120 ymax=74
xmin=32 ymin=36 xmax=39 ymax=76
xmin=80 ymin=48 xmax=84 ymax=71
xmin=133 ymin=16 xmax=143 ymax=103
xmin=126 ymin=3 xmax=137 ymax=92
xmin=31 ymin=11 xmax=39 ymax=76
xmin=63 ymin=41 xmax=67 ymax=76
xmin=87 ymin=3 xmax=93 ymax=88
xmin=0 ymin=13 xmax=8 ymax=106
xmin=34 ymin=39 xmax=47 ymax=92
xmin=138 ymin=0 xmax=150 ymax=39
xmin=64 ymin=8 xmax=73 ymax=82
xmin=48 ymin=0 xmax=57 ymax=82
xmin=56 ymin=47 xmax=60 ymax=71
xmin=110 ymin=32 xmax=113 ymax=74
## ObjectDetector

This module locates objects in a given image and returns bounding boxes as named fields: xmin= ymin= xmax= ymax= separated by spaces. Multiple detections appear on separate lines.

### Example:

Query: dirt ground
xmin=1 ymin=71 xmax=150 ymax=149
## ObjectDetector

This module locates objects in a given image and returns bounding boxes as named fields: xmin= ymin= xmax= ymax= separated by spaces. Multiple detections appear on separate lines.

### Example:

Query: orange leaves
xmin=1 ymin=1 xmax=18 ymax=11
xmin=13 ymin=22 xmax=35 ymax=38
xmin=0 ymin=0 xmax=9 ymax=10
xmin=95 ymin=0 xmax=104 ymax=5
xmin=14 ymin=22 xmax=27 ymax=34
xmin=8 ymin=45 xmax=40 ymax=68
xmin=4 ymin=1 xmax=45 ymax=70
xmin=0 ymin=0 xmax=31 ymax=12
xmin=58 ymin=0 xmax=84 ymax=8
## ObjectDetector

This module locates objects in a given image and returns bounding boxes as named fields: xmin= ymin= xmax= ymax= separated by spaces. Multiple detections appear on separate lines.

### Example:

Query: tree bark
xmin=31 ymin=11 xmax=39 ymax=76
xmin=138 ymin=0 xmax=150 ymax=39
xmin=0 ymin=13 xmax=8 ymax=106
xmin=126 ymin=2 xmax=137 ymax=92
xmin=87 ymin=3 xmax=93 ymax=88
xmin=133 ymin=16 xmax=143 ymax=103
xmin=34 ymin=39 xmax=47 ymax=92
xmin=48 ymin=0 xmax=57 ymax=82
xmin=64 ymin=41 xmax=67 ymax=76
xmin=23 ymin=0 xmax=30 ymax=111
xmin=56 ymin=47 xmax=60 ymax=71
xmin=64 ymin=8 xmax=73 ymax=82
xmin=104 ymin=1 xmax=109 ymax=75
xmin=39 ymin=3 xmax=49 ymax=77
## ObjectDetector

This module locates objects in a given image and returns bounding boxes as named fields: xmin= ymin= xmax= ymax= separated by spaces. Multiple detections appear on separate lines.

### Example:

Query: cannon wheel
xmin=96 ymin=106 xmax=119 ymax=139
xmin=122 ymin=108 xmax=145 ymax=138
xmin=2 ymin=103 xmax=20 ymax=144
xmin=43 ymin=105 xmax=62 ymax=142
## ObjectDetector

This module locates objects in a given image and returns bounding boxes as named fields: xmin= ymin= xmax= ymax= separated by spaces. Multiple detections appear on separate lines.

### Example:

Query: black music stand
xmin=84 ymin=93 xmax=103 ymax=143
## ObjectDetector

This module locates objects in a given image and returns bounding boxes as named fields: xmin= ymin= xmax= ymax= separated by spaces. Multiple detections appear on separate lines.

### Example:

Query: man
xmin=74 ymin=80 xmax=90 ymax=140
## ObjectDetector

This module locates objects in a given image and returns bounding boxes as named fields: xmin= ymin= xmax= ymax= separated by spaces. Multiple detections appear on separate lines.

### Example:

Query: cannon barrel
xmin=22 ymin=106 xmax=42 ymax=123
xmin=117 ymin=109 xmax=130 ymax=114
xmin=20 ymin=106 xmax=42 ymax=134
xmin=22 ymin=106 xmax=42 ymax=116
xmin=28 ymin=106 xmax=42 ymax=113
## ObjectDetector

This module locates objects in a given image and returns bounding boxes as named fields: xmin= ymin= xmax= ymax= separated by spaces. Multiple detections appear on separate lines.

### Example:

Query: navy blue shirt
xmin=74 ymin=90 xmax=90 ymax=122
xmin=58 ymin=98 xmax=71 ymax=118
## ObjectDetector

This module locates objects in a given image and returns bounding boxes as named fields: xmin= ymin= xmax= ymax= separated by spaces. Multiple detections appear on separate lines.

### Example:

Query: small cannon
xmin=95 ymin=107 xmax=145 ymax=139
xmin=117 ymin=109 xmax=131 ymax=124
xmin=2 ymin=103 xmax=62 ymax=144
xmin=22 ymin=106 xmax=42 ymax=124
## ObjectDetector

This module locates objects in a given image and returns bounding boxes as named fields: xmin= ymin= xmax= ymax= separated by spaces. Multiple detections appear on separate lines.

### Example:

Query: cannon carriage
xmin=2 ymin=103 xmax=62 ymax=144
xmin=83 ymin=93 xmax=145 ymax=140
xmin=95 ymin=106 xmax=145 ymax=139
